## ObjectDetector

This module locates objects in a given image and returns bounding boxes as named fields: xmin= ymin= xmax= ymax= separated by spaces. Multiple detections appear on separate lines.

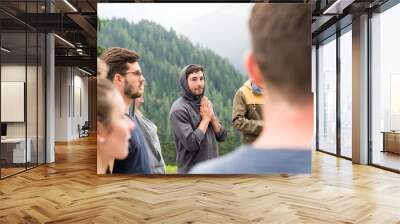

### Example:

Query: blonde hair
xmin=97 ymin=78 xmax=118 ymax=127
xmin=97 ymin=58 xmax=108 ymax=79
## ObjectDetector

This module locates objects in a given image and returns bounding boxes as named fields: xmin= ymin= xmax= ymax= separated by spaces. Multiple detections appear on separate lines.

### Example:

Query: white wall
xmin=55 ymin=66 xmax=68 ymax=141
xmin=1 ymin=64 xmax=45 ymax=164
xmin=1 ymin=65 xmax=37 ymax=138
xmin=54 ymin=67 xmax=89 ymax=141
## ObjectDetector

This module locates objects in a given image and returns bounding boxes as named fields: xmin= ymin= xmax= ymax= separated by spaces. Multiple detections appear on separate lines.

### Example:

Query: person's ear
xmin=97 ymin=122 xmax=106 ymax=144
xmin=113 ymin=73 xmax=123 ymax=87
xmin=245 ymin=52 xmax=265 ymax=88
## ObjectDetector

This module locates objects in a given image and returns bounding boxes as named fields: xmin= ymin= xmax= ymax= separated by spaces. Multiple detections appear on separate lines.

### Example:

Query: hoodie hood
xmin=179 ymin=64 xmax=205 ymax=107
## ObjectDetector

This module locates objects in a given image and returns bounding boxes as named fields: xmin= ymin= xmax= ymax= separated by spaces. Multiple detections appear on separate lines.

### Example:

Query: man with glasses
xmin=100 ymin=47 xmax=151 ymax=174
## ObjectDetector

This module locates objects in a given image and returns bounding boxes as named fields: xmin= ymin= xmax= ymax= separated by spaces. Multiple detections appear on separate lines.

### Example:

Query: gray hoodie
xmin=169 ymin=64 xmax=227 ymax=173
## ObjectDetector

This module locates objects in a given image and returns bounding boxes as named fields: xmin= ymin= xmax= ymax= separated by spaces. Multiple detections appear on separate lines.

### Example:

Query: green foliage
xmin=97 ymin=45 xmax=105 ymax=57
xmin=166 ymin=165 xmax=177 ymax=174
xmin=98 ymin=18 xmax=246 ymax=165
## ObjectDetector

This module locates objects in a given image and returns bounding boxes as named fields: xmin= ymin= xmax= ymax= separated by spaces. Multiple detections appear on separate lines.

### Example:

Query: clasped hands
xmin=200 ymin=96 xmax=216 ymax=122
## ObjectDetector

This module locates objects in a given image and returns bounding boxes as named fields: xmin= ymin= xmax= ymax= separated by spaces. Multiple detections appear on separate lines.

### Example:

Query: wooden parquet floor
xmin=1 ymin=135 xmax=400 ymax=223
xmin=1 ymin=167 xmax=26 ymax=178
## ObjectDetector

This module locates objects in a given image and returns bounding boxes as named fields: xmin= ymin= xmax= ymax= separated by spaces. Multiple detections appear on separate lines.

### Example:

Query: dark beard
xmin=124 ymin=79 xmax=141 ymax=99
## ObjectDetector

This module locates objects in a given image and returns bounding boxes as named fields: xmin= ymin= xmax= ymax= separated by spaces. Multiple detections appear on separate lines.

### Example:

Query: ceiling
xmin=311 ymin=0 xmax=391 ymax=43
xmin=0 ymin=0 xmax=97 ymax=74
xmin=0 ymin=0 xmax=396 ymax=73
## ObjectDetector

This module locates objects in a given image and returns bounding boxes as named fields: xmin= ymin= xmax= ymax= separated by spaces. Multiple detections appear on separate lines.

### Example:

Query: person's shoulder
xmin=189 ymin=146 xmax=247 ymax=174
xmin=171 ymin=97 xmax=187 ymax=107
xmin=190 ymin=146 xmax=312 ymax=174
xmin=170 ymin=98 xmax=183 ymax=111
xmin=236 ymin=83 xmax=246 ymax=93
xmin=189 ymin=158 xmax=225 ymax=174
xmin=234 ymin=82 xmax=249 ymax=99
xmin=170 ymin=98 xmax=190 ymax=114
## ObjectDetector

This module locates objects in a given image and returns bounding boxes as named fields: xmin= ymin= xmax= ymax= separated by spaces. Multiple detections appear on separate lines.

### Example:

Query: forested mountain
xmin=98 ymin=18 xmax=246 ymax=165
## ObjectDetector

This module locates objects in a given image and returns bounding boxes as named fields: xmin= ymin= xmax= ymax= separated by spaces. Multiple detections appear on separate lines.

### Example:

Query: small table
xmin=1 ymin=138 xmax=31 ymax=164
xmin=381 ymin=131 xmax=400 ymax=154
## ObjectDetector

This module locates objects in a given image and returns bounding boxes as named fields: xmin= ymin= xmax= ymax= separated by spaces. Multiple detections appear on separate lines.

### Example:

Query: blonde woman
xmin=97 ymin=78 xmax=134 ymax=174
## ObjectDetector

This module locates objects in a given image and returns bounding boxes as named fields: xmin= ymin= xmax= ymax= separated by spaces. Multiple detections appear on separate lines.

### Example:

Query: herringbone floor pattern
xmin=1 ymin=136 xmax=400 ymax=223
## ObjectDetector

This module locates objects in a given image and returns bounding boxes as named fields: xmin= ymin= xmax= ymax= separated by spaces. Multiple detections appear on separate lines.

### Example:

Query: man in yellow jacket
xmin=232 ymin=80 xmax=264 ymax=144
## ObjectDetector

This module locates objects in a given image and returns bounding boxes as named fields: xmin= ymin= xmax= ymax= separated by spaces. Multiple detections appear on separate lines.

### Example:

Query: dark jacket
xmin=232 ymin=80 xmax=263 ymax=144
xmin=169 ymin=64 xmax=227 ymax=173
xmin=113 ymin=114 xmax=151 ymax=174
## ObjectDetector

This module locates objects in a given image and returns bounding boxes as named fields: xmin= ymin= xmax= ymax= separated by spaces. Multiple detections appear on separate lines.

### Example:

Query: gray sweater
xmin=169 ymin=64 xmax=227 ymax=173
xmin=134 ymin=113 xmax=166 ymax=174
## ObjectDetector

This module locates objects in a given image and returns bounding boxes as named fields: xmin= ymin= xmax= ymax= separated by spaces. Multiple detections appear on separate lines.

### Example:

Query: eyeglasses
xmin=125 ymin=70 xmax=143 ymax=77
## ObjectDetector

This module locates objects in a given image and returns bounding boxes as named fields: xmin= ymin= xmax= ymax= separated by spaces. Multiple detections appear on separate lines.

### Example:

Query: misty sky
xmin=98 ymin=3 xmax=253 ymax=37
xmin=98 ymin=3 xmax=253 ymax=74
xmin=99 ymin=3 xmax=216 ymax=31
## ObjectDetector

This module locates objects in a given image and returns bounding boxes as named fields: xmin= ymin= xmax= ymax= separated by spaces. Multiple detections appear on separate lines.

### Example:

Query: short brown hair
xmin=249 ymin=4 xmax=311 ymax=103
xmin=97 ymin=78 xmax=118 ymax=127
xmin=186 ymin=64 xmax=204 ymax=78
xmin=100 ymin=47 xmax=140 ymax=81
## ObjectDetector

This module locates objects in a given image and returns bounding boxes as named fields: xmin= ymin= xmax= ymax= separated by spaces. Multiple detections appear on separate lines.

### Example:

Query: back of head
xmin=97 ymin=78 xmax=118 ymax=127
xmin=100 ymin=47 xmax=140 ymax=81
xmin=249 ymin=3 xmax=311 ymax=104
